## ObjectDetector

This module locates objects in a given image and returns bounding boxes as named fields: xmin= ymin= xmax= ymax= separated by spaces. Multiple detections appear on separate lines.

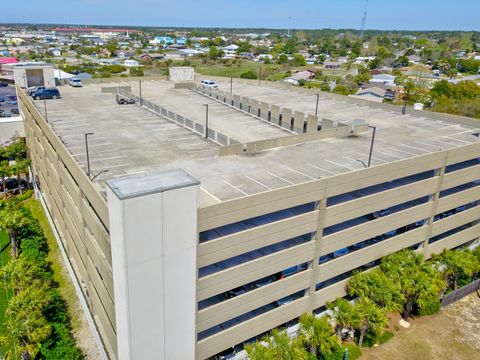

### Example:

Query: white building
xmin=124 ymin=59 xmax=140 ymax=67
xmin=370 ymin=74 xmax=396 ymax=86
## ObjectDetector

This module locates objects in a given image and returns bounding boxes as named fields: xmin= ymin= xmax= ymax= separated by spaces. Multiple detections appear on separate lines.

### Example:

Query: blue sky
xmin=1 ymin=0 xmax=479 ymax=31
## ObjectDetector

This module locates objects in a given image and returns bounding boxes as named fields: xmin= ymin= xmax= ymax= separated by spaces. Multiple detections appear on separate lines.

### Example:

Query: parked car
xmin=333 ymin=248 xmax=349 ymax=258
xmin=275 ymin=263 xmax=308 ymax=280
xmin=27 ymin=86 xmax=45 ymax=96
xmin=0 ymin=82 xmax=8 ymax=87
xmin=10 ymin=108 xmax=19 ymax=115
xmin=224 ymin=286 xmax=246 ymax=299
xmin=33 ymin=88 xmax=61 ymax=100
xmin=68 ymin=78 xmax=82 ymax=87
xmin=201 ymin=79 xmax=218 ymax=89
xmin=352 ymin=241 xmax=366 ymax=250
xmin=0 ymin=112 xmax=12 ymax=118
xmin=0 ymin=97 xmax=5 ymax=102
xmin=368 ymin=208 xmax=390 ymax=220
xmin=117 ymin=97 xmax=135 ymax=105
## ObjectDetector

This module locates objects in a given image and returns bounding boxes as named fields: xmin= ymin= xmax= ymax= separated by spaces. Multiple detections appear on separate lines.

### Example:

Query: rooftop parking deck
xmin=32 ymin=80 xmax=480 ymax=206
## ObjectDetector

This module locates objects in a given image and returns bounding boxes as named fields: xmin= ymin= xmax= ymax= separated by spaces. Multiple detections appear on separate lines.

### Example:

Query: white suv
xmin=201 ymin=80 xmax=218 ymax=89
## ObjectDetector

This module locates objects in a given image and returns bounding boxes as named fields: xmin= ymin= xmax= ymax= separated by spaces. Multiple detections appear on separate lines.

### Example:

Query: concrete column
xmin=233 ymin=95 xmax=241 ymax=108
xmin=107 ymin=169 xmax=199 ymax=360
xmin=249 ymin=99 xmax=259 ymax=116
xmin=282 ymin=108 xmax=293 ymax=131
xmin=306 ymin=115 xmax=318 ymax=133
xmin=260 ymin=102 xmax=269 ymax=120
xmin=293 ymin=111 xmax=305 ymax=133
xmin=321 ymin=118 xmax=334 ymax=129
xmin=270 ymin=105 xmax=280 ymax=125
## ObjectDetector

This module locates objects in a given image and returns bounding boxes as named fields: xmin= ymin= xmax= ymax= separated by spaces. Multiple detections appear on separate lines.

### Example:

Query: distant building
xmin=176 ymin=37 xmax=187 ymax=46
xmin=150 ymin=36 xmax=174 ymax=45
xmin=351 ymin=86 xmax=387 ymax=103
xmin=124 ymin=59 xmax=140 ymax=67
xmin=407 ymin=55 xmax=422 ymax=65
xmin=370 ymin=73 xmax=396 ymax=86
xmin=324 ymin=61 xmax=342 ymax=69
xmin=284 ymin=70 xmax=316 ymax=85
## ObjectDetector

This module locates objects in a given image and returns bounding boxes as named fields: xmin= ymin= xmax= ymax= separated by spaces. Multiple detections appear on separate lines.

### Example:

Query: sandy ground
xmin=362 ymin=293 xmax=480 ymax=360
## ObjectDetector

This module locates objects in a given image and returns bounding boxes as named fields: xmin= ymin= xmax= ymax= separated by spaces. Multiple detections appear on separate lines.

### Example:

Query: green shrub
xmin=240 ymin=70 xmax=257 ymax=79
xmin=324 ymin=344 xmax=362 ymax=360
xmin=415 ymin=298 xmax=441 ymax=316
xmin=377 ymin=331 xmax=394 ymax=344
xmin=16 ymin=189 xmax=34 ymax=201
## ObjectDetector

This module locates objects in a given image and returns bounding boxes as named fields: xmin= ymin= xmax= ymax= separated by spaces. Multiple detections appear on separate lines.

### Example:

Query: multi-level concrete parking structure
xmin=17 ymin=77 xmax=480 ymax=360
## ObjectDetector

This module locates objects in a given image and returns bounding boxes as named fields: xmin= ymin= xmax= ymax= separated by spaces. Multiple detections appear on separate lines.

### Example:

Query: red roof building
xmin=0 ymin=57 xmax=18 ymax=65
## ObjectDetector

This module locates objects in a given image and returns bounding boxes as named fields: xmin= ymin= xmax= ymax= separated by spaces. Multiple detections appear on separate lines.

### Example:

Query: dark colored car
xmin=10 ymin=108 xmax=19 ymax=115
xmin=117 ymin=97 xmax=135 ymax=105
xmin=0 ymin=97 xmax=5 ymax=102
xmin=224 ymin=286 xmax=246 ymax=299
xmin=33 ymin=88 xmax=61 ymax=100
xmin=0 ymin=82 xmax=8 ymax=87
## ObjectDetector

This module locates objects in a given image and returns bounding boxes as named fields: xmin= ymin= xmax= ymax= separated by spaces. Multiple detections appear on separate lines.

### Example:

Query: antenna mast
xmin=360 ymin=0 xmax=368 ymax=38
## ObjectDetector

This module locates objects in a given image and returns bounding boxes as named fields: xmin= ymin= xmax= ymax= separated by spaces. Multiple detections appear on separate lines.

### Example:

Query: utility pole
xmin=258 ymin=67 xmax=262 ymax=86
xmin=315 ymin=94 xmax=320 ymax=116
xmin=202 ymin=104 xmax=209 ymax=139
xmin=85 ymin=132 xmax=94 ymax=179
xmin=230 ymin=76 xmax=233 ymax=95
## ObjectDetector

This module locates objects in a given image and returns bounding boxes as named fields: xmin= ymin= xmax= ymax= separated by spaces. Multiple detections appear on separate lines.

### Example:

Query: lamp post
xmin=84 ymin=132 xmax=94 ymax=178
xmin=315 ymin=93 xmax=320 ymax=116
xmin=230 ymin=76 xmax=233 ymax=95
xmin=43 ymin=98 xmax=48 ymax=122
xmin=367 ymin=125 xmax=376 ymax=168
xmin=202 ymin=104 xmax=209 ymax=139
xmin=258 ymin=66 xmax=262 ymax=86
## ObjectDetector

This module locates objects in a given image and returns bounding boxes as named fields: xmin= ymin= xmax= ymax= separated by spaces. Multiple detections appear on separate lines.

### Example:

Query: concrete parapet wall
xmin=102 ymin=86 xmax=132 ymax=93
xmin=219 ymin=123 xmax=369 ymax=156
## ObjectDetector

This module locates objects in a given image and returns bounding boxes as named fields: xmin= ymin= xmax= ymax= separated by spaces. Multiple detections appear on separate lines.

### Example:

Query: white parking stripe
xmin=245 ymin=175 xmax=272 ymax=190
xmin=267 ymin=171 xmax=295 ymax=185
xmin=223 ymin=180 xmax=248 ymax=195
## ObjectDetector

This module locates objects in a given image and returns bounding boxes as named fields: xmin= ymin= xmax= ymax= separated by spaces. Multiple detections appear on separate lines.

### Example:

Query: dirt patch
xmin=361 ymin=293 xmax=480 ymax=360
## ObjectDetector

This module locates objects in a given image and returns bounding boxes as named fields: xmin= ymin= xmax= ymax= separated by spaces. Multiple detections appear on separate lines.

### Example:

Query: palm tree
xmin=380 ymin=250 xmax=443 ymax=320
xmin=347 ymin=268 xmax=403 ymax=312
xmin=299 ymin=313 xmax=339 ymax=358
xmin=0 ymin=160 xmax=12 ymax=199
xmin=326 ymin=298 xmax=356 ymax=342
xmin=433 ymin=249 xmax=480 ymax=292
xmin=0 ymin=201 xmax=31 ymax=258
xmin=0 ymin=284 xmax=52 ymax=360
xmin=245 ymin=329 xmax=308 ymax=360
xmin=352 ymin=297 xmax=388 ymax=347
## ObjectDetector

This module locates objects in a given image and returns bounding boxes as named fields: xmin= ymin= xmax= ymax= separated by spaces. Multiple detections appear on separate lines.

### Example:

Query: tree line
xmin=245 ymin=247 xmax=480 ymax=360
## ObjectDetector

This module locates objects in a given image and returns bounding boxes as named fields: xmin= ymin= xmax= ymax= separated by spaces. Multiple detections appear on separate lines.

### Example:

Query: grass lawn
xmin=361 ymin=294 xmax=480 ymax=360
xmin=0 ymin=230 xmax=12 ymax=355
xmin=23 ymin=199 xmax=82 ymax=332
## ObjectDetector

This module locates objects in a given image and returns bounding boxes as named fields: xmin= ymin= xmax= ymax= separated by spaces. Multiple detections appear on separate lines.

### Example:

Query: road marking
xmin=245 ymin=175 xmax=272 ymax=190
xmin=223 ymin=180 xmax=248 ymax=195
xmin=441 ymin=136 xmax=472 ymax=144
xmin=307 ymin=163 xmax=337 ymax=175
xmin=200 ymin=187 xmax=222 ymax=203
xmin=267 ymin=171 xmax=295 ymax=185
xmin=324 ymin=159 xmax=354 ymax=170
xmin=285 ymin=166 xmax=316 ymax=180
xmin=388 ymin=147 xmax=417 ymax=156
xmin=399 ymin=144 xmax=430 ymax=153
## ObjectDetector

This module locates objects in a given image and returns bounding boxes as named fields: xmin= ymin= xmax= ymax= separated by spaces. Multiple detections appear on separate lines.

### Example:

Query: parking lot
xmin=30 ymin=80 xmax=480 ymax=205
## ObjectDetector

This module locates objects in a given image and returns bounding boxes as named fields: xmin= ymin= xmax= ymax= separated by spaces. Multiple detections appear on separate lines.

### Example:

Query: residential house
xmin=124 ymin=59 xmax=140 ymax=67
xmin=351 ymin=86 xmax=387 ymax=103
xmin=407 ymin=55 xmax=422 ymax=65
xmin=370 ymin=73 xmax=396 ymax=86
xmin=222 ymin=44 xmax=239 ymax=59
xmin=324 ymin=61 xmax=342 ymax=69
xmin=283 ymin=70 xmax=316 ymax=86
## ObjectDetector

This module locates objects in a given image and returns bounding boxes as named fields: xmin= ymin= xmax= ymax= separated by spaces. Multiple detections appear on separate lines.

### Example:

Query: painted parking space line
xmin=388 ymin=146 xmax=417 ymax=156
xmin=223 ymin=180 xmax=249 ymax=196
xmin=324 ymin=159 xmax=355 ymax=171
xmin=306 ymin=163 xmax=337 ymax=175
xmin=266 ymin=171 xmax=295 ymax=185
xmin=245 ymin=175 xmax=272 ymax=190
xmin=284 ymin=166 xmax=316 ymax=180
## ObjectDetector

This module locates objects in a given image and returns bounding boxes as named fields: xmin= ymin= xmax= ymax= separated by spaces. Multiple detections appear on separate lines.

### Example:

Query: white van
xmin=69 ymin=78 xmax=82 ymax=87
xmin=201 ymin=80 xmax=218 ymax=89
